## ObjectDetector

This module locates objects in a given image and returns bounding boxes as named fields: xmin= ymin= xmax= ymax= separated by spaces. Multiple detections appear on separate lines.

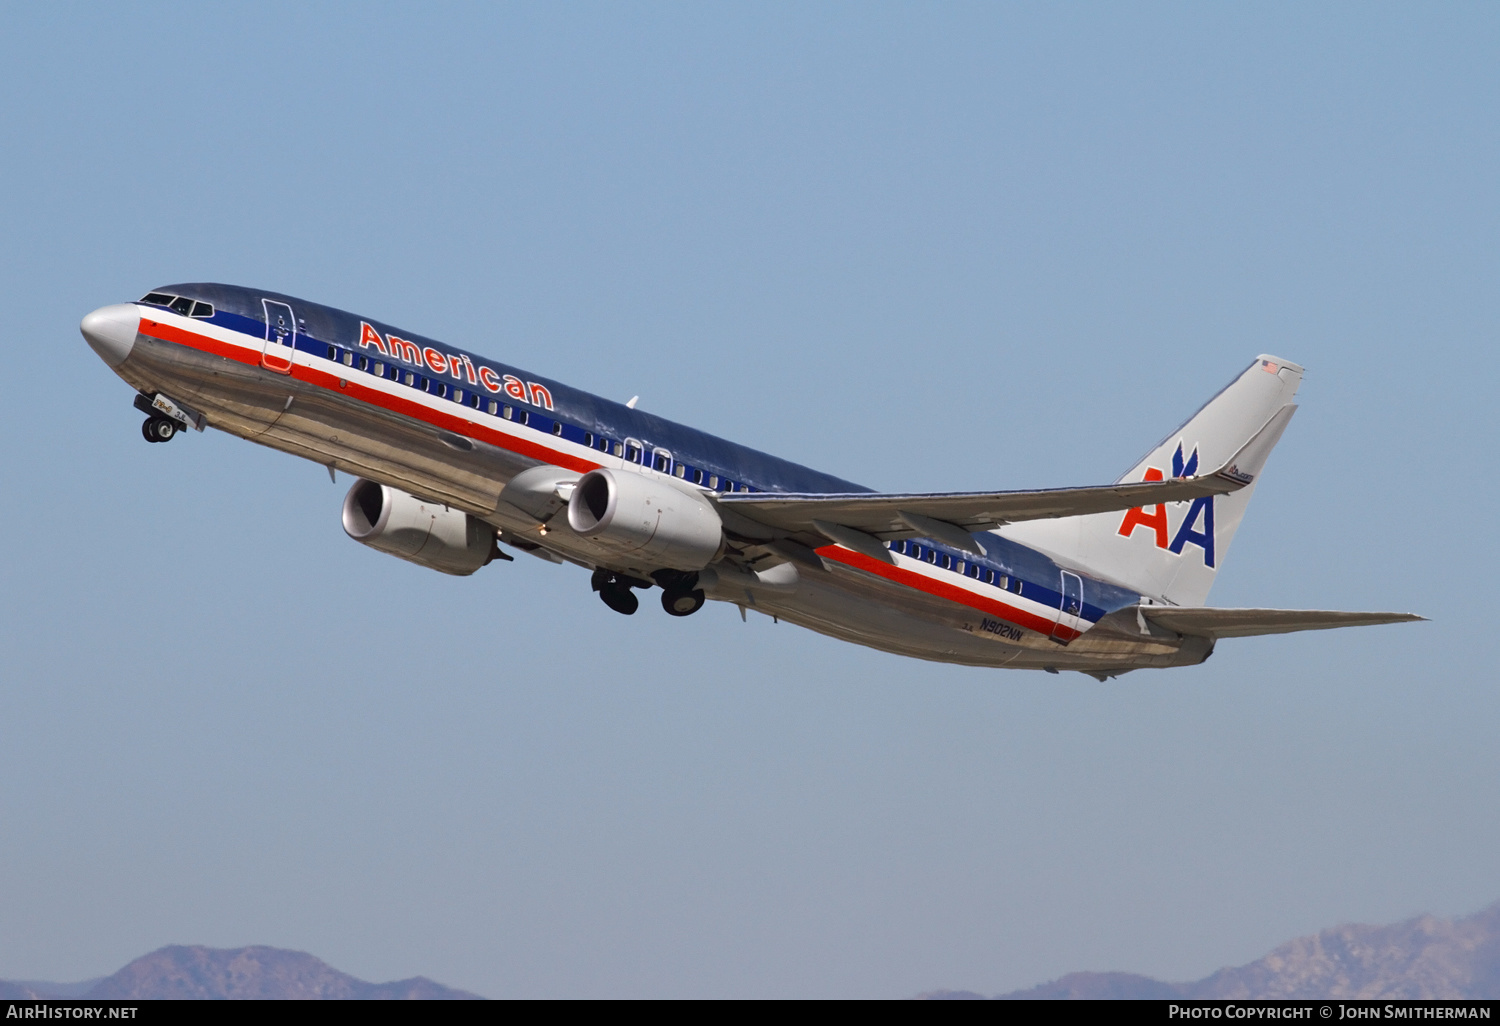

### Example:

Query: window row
xmin=889 ymin=538 xmax=1024 ymax=596
xmin=140 ymin=293 xmax=214 ymax=318
xmin=324 ymin=344 xmax=755 ymax=494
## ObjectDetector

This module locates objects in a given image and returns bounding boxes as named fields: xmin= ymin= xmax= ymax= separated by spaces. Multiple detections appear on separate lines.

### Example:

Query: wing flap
xmin=1141 ymin=607 xmax=1426 ymax=639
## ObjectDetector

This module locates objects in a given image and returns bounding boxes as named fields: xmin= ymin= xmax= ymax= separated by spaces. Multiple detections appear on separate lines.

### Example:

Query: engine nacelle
xmin=566 ymin=468 xmax=724 ymax=570
xmin=341 ymin=479 xmax=497 ymax=576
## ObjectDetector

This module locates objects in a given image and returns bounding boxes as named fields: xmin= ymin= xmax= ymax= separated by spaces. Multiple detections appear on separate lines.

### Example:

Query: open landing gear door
xmin=261 ymin=299 xmax=297 ymax=374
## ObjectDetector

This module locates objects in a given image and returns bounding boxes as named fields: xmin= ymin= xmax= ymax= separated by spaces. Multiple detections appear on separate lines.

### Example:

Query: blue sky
xmin=0 ymin=2 xmax=1495 ymax=998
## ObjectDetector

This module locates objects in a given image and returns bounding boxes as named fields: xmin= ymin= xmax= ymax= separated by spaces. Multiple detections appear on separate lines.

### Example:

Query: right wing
xmin=712 ymin=414 xmax=1281 ymax=560
xmin=1141 ymin=607 xmax=1426 ymax=639
xmin=716 ymin=471 xmax=1243 ymax=538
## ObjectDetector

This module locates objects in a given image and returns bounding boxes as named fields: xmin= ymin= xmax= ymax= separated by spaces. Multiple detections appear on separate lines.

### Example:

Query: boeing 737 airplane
xmin=80 ymin=285 xmax=1420 ymax=677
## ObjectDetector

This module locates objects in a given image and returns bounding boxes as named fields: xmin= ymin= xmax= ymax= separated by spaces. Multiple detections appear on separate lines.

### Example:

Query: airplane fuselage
xmin=80 ymin=283 xmax=1230 ymax=675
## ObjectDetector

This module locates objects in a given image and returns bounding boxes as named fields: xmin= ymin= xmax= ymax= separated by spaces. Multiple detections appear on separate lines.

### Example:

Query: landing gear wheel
xmin=142 ymin=416 xmax=177 ymax=443
xmin=661 ymin=588 xmax=706 ymax=617
xmin=599 ymin=584 xmax=639 ymax=616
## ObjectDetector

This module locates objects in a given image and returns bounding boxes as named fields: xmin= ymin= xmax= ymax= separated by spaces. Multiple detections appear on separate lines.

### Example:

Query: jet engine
xmin=341 ymin=479 xmax=498 ymax=576
xmin=566 ymin=468 xmax=724 ymax=570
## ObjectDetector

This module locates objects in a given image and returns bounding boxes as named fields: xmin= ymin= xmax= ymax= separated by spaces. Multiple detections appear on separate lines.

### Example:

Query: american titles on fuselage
xmin=357 ymin=321 xmax=554 ymax=411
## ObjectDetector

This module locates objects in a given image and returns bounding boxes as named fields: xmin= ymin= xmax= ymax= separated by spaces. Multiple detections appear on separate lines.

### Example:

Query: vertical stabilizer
xmin=1001 ymin=356 xmax=1302 ymax=606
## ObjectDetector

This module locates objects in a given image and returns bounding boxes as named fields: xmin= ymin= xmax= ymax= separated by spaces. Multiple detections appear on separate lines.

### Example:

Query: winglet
xmin=1211 ymin=405 xmax=1298 ymax=487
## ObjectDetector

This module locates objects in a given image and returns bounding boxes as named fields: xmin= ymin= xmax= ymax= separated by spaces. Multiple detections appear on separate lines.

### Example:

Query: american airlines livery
xmin=81 ymin=285 xmax=1421 ymax=678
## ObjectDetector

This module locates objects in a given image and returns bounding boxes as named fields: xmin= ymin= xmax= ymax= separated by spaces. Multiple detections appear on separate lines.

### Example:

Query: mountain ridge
xmin=0 ymin=946 xmax=481 ymax=1000
xmin=920 ymin=900 xmax=1500 ymax=1000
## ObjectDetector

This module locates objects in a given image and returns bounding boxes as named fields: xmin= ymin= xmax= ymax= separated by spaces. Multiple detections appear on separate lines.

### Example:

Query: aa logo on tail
xmin=1117 ymin=442 xmax=1216 ymax=567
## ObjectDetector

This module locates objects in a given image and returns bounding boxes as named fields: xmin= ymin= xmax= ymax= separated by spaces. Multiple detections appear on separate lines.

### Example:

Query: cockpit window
xmin=190 ymin=301 xmax=214 ymax=318
xmin=139 ymin=293 xmax=174 ymax=306
xmin=169 ymin=296 xmax=194 ymax=316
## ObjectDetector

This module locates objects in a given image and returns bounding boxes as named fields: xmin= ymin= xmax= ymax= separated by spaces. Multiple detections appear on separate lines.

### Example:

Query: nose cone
xmin=80 ymin=304 xmax=140 ymax=367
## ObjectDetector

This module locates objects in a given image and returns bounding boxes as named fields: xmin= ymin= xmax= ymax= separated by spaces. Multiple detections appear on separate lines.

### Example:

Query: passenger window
xmin=452 ymin=388 xmax=464 ymax=403
xmin=470 ymin=394 xmax=481 ymax=409
xmin=584 ymin=432 xmax=594 ymax=447
xmin=139 ymin=293 xmax=174 ymax=306
xmin=708 ymin=475 xmax=719 ymax=489
xmin=517 ymin=410 xmax=529 ymax=426
xmin=487 ymin=400 xmax=499 ymax=415
xmin=552 ymin=421 xmax=563 ymax=436
xmin=326 ymin=345 xmax=337 ymax=360
xmin=612 ymin=442 xmax=624 ymax=457
xmin=357 ymin=356 xmax=368 ymax=372
xmin=430 ymin=381 xmax=446 ymax=398
xmin=373 ymin=361 xmax=384 ymax=376
xmin=626 ymin=445 xmax=641 ymax=463
xmin=654 ymin=454 xmax=668 ymax=471
xmin=343 ymin=351 xmax=354 ymax=367
xmin=404 ymin=371 xmax=416 ymax=386
xmin=502 ymin=406 xmax=513 ymax=420
xmin=674 ymin=465 xmax=686 ymax=478
xmin=190 ymin=302 xmax=214 ymax=318
xmin=926 ymin=550 xmax=937 ymax=564
xmin=169 ymin=296 xmax=194 ymax=315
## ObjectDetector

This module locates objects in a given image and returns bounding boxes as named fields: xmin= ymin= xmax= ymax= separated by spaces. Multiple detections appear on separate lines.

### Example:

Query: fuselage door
xmin=1053 ymin=571 xmax=1083 ymax=641
xmin=261 ymin=299 xmax=297 ymax=375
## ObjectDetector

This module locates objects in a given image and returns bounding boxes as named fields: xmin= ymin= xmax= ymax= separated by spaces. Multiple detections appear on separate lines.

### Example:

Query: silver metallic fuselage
xmin=89 ymin=302 xmax=1210 ymax=675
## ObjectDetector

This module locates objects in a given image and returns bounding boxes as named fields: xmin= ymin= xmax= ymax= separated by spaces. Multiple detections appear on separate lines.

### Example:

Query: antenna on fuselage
xmin=625 ymin=395 xmax=639 ymax=409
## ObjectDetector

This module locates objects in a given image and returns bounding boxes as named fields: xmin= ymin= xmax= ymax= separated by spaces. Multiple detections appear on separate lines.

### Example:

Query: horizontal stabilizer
xmin=1141 ymin=606 xmax=1426 ymax=639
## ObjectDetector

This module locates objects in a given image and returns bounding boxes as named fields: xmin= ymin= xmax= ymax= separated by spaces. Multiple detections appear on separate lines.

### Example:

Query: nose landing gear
xmin=141 ymin=416 xmax=178 ymax=443
xmin=133 ymin=392 xmax=201 ymax=443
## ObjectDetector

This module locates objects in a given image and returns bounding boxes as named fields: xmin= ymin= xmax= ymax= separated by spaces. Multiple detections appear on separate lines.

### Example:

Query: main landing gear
xmin=660 ymin=584 xmax=706 ymax=617
xmin=590 ymin=569 xmax=706 ymax=618
xmin=592 ymin=568 xmax=643 ymax=616
xmin=141 ymin=416 xmax=177 ymax=443
xmin=654 ymin=570 xmax=705 ymax=617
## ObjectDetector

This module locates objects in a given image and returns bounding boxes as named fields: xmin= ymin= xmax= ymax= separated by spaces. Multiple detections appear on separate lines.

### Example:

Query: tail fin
xmin=1001 ymin=356 xmax=1302 ymax=606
